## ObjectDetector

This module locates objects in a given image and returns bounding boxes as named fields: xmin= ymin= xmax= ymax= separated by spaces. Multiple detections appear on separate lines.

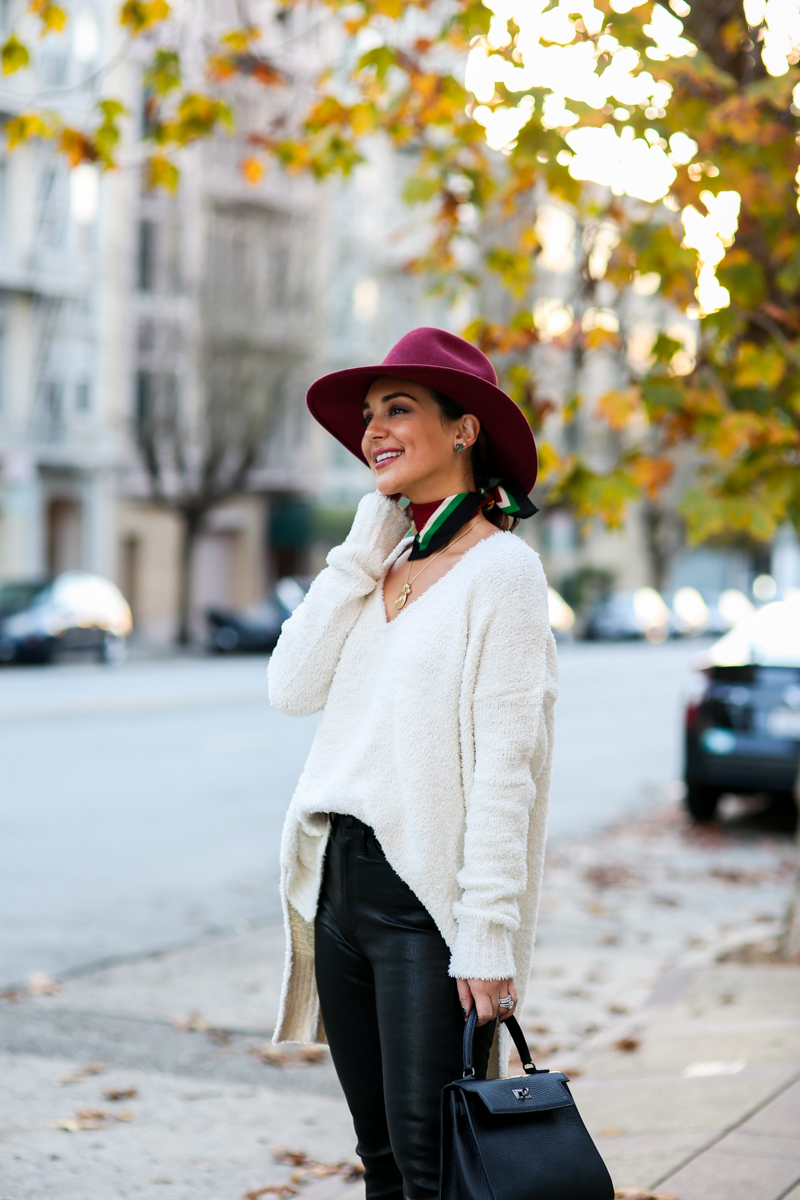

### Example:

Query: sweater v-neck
xmin=381 ymin=529 xmax=505 ymax=626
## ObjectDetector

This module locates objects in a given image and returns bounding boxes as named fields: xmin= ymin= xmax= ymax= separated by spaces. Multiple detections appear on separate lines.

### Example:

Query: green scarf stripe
xmin=415 ymin=494 xmax=466 ymax=553
xmin=405 ymin=480 xmax=538 ymax=560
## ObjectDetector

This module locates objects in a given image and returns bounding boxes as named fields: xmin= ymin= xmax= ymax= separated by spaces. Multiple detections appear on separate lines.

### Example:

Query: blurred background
xmin=0 ymin=2 xmax=799 ymax=1198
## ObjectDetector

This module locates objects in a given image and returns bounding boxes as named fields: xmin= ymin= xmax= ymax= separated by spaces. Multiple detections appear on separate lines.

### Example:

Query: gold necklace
xmin=395 ymin=517 xmax=481 ymax=611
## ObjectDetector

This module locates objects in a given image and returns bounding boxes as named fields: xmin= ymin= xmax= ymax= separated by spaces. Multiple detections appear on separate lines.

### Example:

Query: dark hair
xmin=428 ymin=387 xmax=520 ymax=532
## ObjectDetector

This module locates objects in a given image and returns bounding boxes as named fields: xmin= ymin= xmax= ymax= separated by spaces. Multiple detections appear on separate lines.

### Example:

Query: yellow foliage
xmin=29 ymin=1 xmax=67 ymax=34
xmin=146 ymin=153 xmax=179 ymax=191
xmin=707 ymin=412 xmax=768 ymax=458
xmin=119 ymin=0 xmax=169 ymax=35
xmin=5 ymin=112 xmax=51 ymax=148
xmin=220 ymin=26 xmax=259 ymax=52
xmin=630 ymin=456 xmax=674 ymax=500
xmin=596 ymin=387 xmax=643 ymax=432
xmin=241 ymin=155 xmax=264 ymax=185
xmin=350 ymin=104 xmax=377 ymax=136
xmin=536 ymin=442 xmax=565 ymax=485
xmin=59 ymin=127 xmax=98 ymax=167
xmin=1 ymin=35 xmax=30 ymax=73
xmin=733 ymin=342 xmax=787 ymax=390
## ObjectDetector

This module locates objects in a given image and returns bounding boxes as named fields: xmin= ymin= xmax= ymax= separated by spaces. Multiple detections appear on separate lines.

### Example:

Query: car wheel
xmin=685 ymin=783 xmax=721 ymax=823
xmin=100 ymin=633 xmax=127 ymax=664
xmin=215 ymin=627 xmax=240 ymax=652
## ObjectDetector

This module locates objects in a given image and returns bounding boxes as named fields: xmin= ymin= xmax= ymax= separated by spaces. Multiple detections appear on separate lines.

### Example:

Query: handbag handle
xmin=462 ymin=1008 xmax=539 ymax=1078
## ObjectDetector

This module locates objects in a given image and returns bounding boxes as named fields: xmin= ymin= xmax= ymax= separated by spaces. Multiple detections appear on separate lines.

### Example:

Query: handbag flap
xmin=455 ymin=1072 xmax=574 ymax=1115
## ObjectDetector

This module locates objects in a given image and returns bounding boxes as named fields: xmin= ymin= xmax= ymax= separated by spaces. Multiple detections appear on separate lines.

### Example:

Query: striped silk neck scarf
xmin=406 ymin=479 xmax=538 ymax=561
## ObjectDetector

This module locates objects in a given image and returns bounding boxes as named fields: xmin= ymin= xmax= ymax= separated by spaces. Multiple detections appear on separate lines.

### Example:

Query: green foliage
xmin=144 ymin=49 xmax=181 ymax=96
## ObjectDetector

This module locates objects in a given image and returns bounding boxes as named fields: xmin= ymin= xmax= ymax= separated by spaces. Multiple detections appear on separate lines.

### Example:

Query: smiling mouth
xmin=374 ymin=450 xmax=403 ymax=468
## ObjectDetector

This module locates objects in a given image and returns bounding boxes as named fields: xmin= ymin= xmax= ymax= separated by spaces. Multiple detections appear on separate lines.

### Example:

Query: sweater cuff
xmin=448 ymin=915 xmax=516 ymax=981
xmin=333 ymin=491 xmax=411 ymax=575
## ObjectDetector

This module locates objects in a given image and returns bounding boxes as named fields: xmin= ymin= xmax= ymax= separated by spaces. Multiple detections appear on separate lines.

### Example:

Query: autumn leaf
xmin=5 ymin=112 xmax=52 ymax=147
xmin=119 ymin=0 xmax=169 ymax=35
xmin=146 ymin=153 xmax=179 ymax=191
xmin=630 ymin=456 xmax=674 ymax=501
xmin=1 ymin=35 xmax=30 ymax=73
xmin=28 ymin=0 xmax=68 ymax=35
xmin=144 ymin=48 xmax=181 ymax=96
xmin=241 ymin=155 xmax=264 ymax=185
xmin=59 ymin=127 xmax=98 ymax=167
xmin=596 ymin=388 xmax=643 ymax=432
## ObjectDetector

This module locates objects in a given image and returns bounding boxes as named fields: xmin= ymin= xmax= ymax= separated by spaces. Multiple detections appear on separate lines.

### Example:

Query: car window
xmin=0 ymin=581 xmax=49 ymax=617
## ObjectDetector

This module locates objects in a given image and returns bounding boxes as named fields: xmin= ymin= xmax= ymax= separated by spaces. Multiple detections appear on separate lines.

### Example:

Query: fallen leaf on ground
xmin=104 ymin=1087 xmax=138 ymax=1101
xmin=614 ymin=1036 xmax=641 ymax=1052
xmin=584 ymin=865 xmax=641 ymax=889
xmin=27 ymin=972 xmax=61 ymax=995
xmin=599 ymin=1127 xmax=626 ymax=1137
xmin=243 ymin=1187 xmax=299 ymax=1199
xmin=607 ymin=1004 xmax=629 ymax=1014
xmin=206 ymin=1027 xmax=232 ymax=1045
xmin=297 ymin=1046 xmax=327 ymax=1063
xmin=53 ymin=1062 xmax=107 ymax=1086
xmin=173 ymin=1012 xmax=210 ymax=1032
xmin=614 ymin=1190 xmax=679 ymax=1200
xmin=251 ymin=1046 xmax=293 ymax=1066
xmin=0 ymin=988 xmax=26 ymax=1002
xmin=269 ymin=1150 xmax=365 ymax=1187
xmin=50 ymin=1105 xmax=133 ymax=1131
xmin=272 ymin=1150 xmax=311 ymax=1166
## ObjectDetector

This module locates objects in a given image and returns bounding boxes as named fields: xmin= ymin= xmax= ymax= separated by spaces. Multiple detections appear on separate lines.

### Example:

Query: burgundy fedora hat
xmin=306 ymin=327 xmax=538 ymax=494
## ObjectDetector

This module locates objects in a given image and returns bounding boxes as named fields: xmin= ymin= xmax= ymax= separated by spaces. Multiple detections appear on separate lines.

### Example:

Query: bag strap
xmin=462 ymin=1009 xmax=539 ymax=1078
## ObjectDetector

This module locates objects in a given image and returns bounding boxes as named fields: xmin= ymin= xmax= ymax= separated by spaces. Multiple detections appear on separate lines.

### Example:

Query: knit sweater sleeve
xmin=449 ymin=553 xmax=557 ymax=981
xmin=267 ymin=491 xmax=411 ymax=717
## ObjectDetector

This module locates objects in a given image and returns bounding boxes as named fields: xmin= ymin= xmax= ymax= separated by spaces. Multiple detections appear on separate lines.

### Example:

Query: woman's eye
xmin=389 ymin=405 xmax=407 ymax=415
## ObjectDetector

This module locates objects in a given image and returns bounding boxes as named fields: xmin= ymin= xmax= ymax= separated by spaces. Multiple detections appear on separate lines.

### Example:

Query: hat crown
xmin=381 ymin=327 xmax=497 ymax=388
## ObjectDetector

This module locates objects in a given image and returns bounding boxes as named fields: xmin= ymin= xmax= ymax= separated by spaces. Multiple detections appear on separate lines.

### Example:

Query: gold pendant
xmin=395 ymin=583 xmax=411 ymax=611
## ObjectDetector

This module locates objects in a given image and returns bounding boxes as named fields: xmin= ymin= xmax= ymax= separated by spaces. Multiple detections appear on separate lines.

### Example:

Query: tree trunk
xmin=177 ymin=513 xmax=202 ymax=646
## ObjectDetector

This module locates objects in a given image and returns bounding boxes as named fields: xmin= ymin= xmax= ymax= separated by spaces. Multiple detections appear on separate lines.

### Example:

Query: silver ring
xmin=498 ymin=996 xmax=515 ymax=1009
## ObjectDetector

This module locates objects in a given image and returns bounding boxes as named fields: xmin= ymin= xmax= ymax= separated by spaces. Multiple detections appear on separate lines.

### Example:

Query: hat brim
xmin=306 ymin=363 xmax=538 ymax=494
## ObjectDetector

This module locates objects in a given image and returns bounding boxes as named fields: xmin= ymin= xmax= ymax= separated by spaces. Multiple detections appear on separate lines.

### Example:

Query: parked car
xmin=0 ymin=572 xmax=132 ymax=664
xmin=667 ymin=586 xmax=754 ymax=637
xmin=583 ymin=587 xmax=671 ymax=642
xmin=207 ymin=576 xmax=310 ymax=654
xmin=683 ymin=595 xmax=800 ymax=821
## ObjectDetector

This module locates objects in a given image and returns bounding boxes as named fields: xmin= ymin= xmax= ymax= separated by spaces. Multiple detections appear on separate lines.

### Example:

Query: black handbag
xmin=440 ymin=1010 xmax=615 ymax=1200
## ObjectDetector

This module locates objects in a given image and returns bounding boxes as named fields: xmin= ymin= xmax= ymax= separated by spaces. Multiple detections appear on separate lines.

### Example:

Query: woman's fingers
xmin=457 ymin=978 xmax=517 ymax=1025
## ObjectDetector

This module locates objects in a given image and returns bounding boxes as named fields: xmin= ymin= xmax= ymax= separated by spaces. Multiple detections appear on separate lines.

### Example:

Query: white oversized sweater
xmin=268 ymin=491 xmax=558 ymax=1070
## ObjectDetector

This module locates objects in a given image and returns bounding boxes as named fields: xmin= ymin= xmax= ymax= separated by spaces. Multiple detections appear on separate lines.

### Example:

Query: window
xmin=137 ymin=219 xmax=157 ymax=291
xmin=75 ymin=380 xmax=91 ymax=412
xmin=135 ymin=370 xmax=155 ymax=435
xmin=37 ymin=165 xmax=68 ymax=249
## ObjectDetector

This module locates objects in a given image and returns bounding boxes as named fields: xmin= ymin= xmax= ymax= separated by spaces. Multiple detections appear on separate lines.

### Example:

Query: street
xmin=1 ymin=639 xmax=703 ymax=987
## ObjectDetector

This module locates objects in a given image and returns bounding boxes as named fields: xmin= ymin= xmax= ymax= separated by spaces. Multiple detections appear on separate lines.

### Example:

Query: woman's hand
xmin=457 ymin=978 xmax=518 ymax=1026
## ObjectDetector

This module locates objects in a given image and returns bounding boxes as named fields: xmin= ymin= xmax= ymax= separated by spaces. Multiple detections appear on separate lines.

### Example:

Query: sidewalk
xmin=1 ymin=800 xmax=797 ymax=1200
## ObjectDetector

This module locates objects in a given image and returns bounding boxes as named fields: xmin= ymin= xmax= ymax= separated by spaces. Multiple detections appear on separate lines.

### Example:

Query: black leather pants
xmin=314 ymin=814 xmax=495 ymax=1200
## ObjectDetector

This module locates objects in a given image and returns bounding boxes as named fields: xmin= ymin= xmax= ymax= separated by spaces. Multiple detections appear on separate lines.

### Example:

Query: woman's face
xmin=360 ymin=376 xmax=480 ymax=502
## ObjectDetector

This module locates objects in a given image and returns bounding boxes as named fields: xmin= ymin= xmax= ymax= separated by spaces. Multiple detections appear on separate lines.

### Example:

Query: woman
xmin=268 ymin=327 xmax=557 ymax=1200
